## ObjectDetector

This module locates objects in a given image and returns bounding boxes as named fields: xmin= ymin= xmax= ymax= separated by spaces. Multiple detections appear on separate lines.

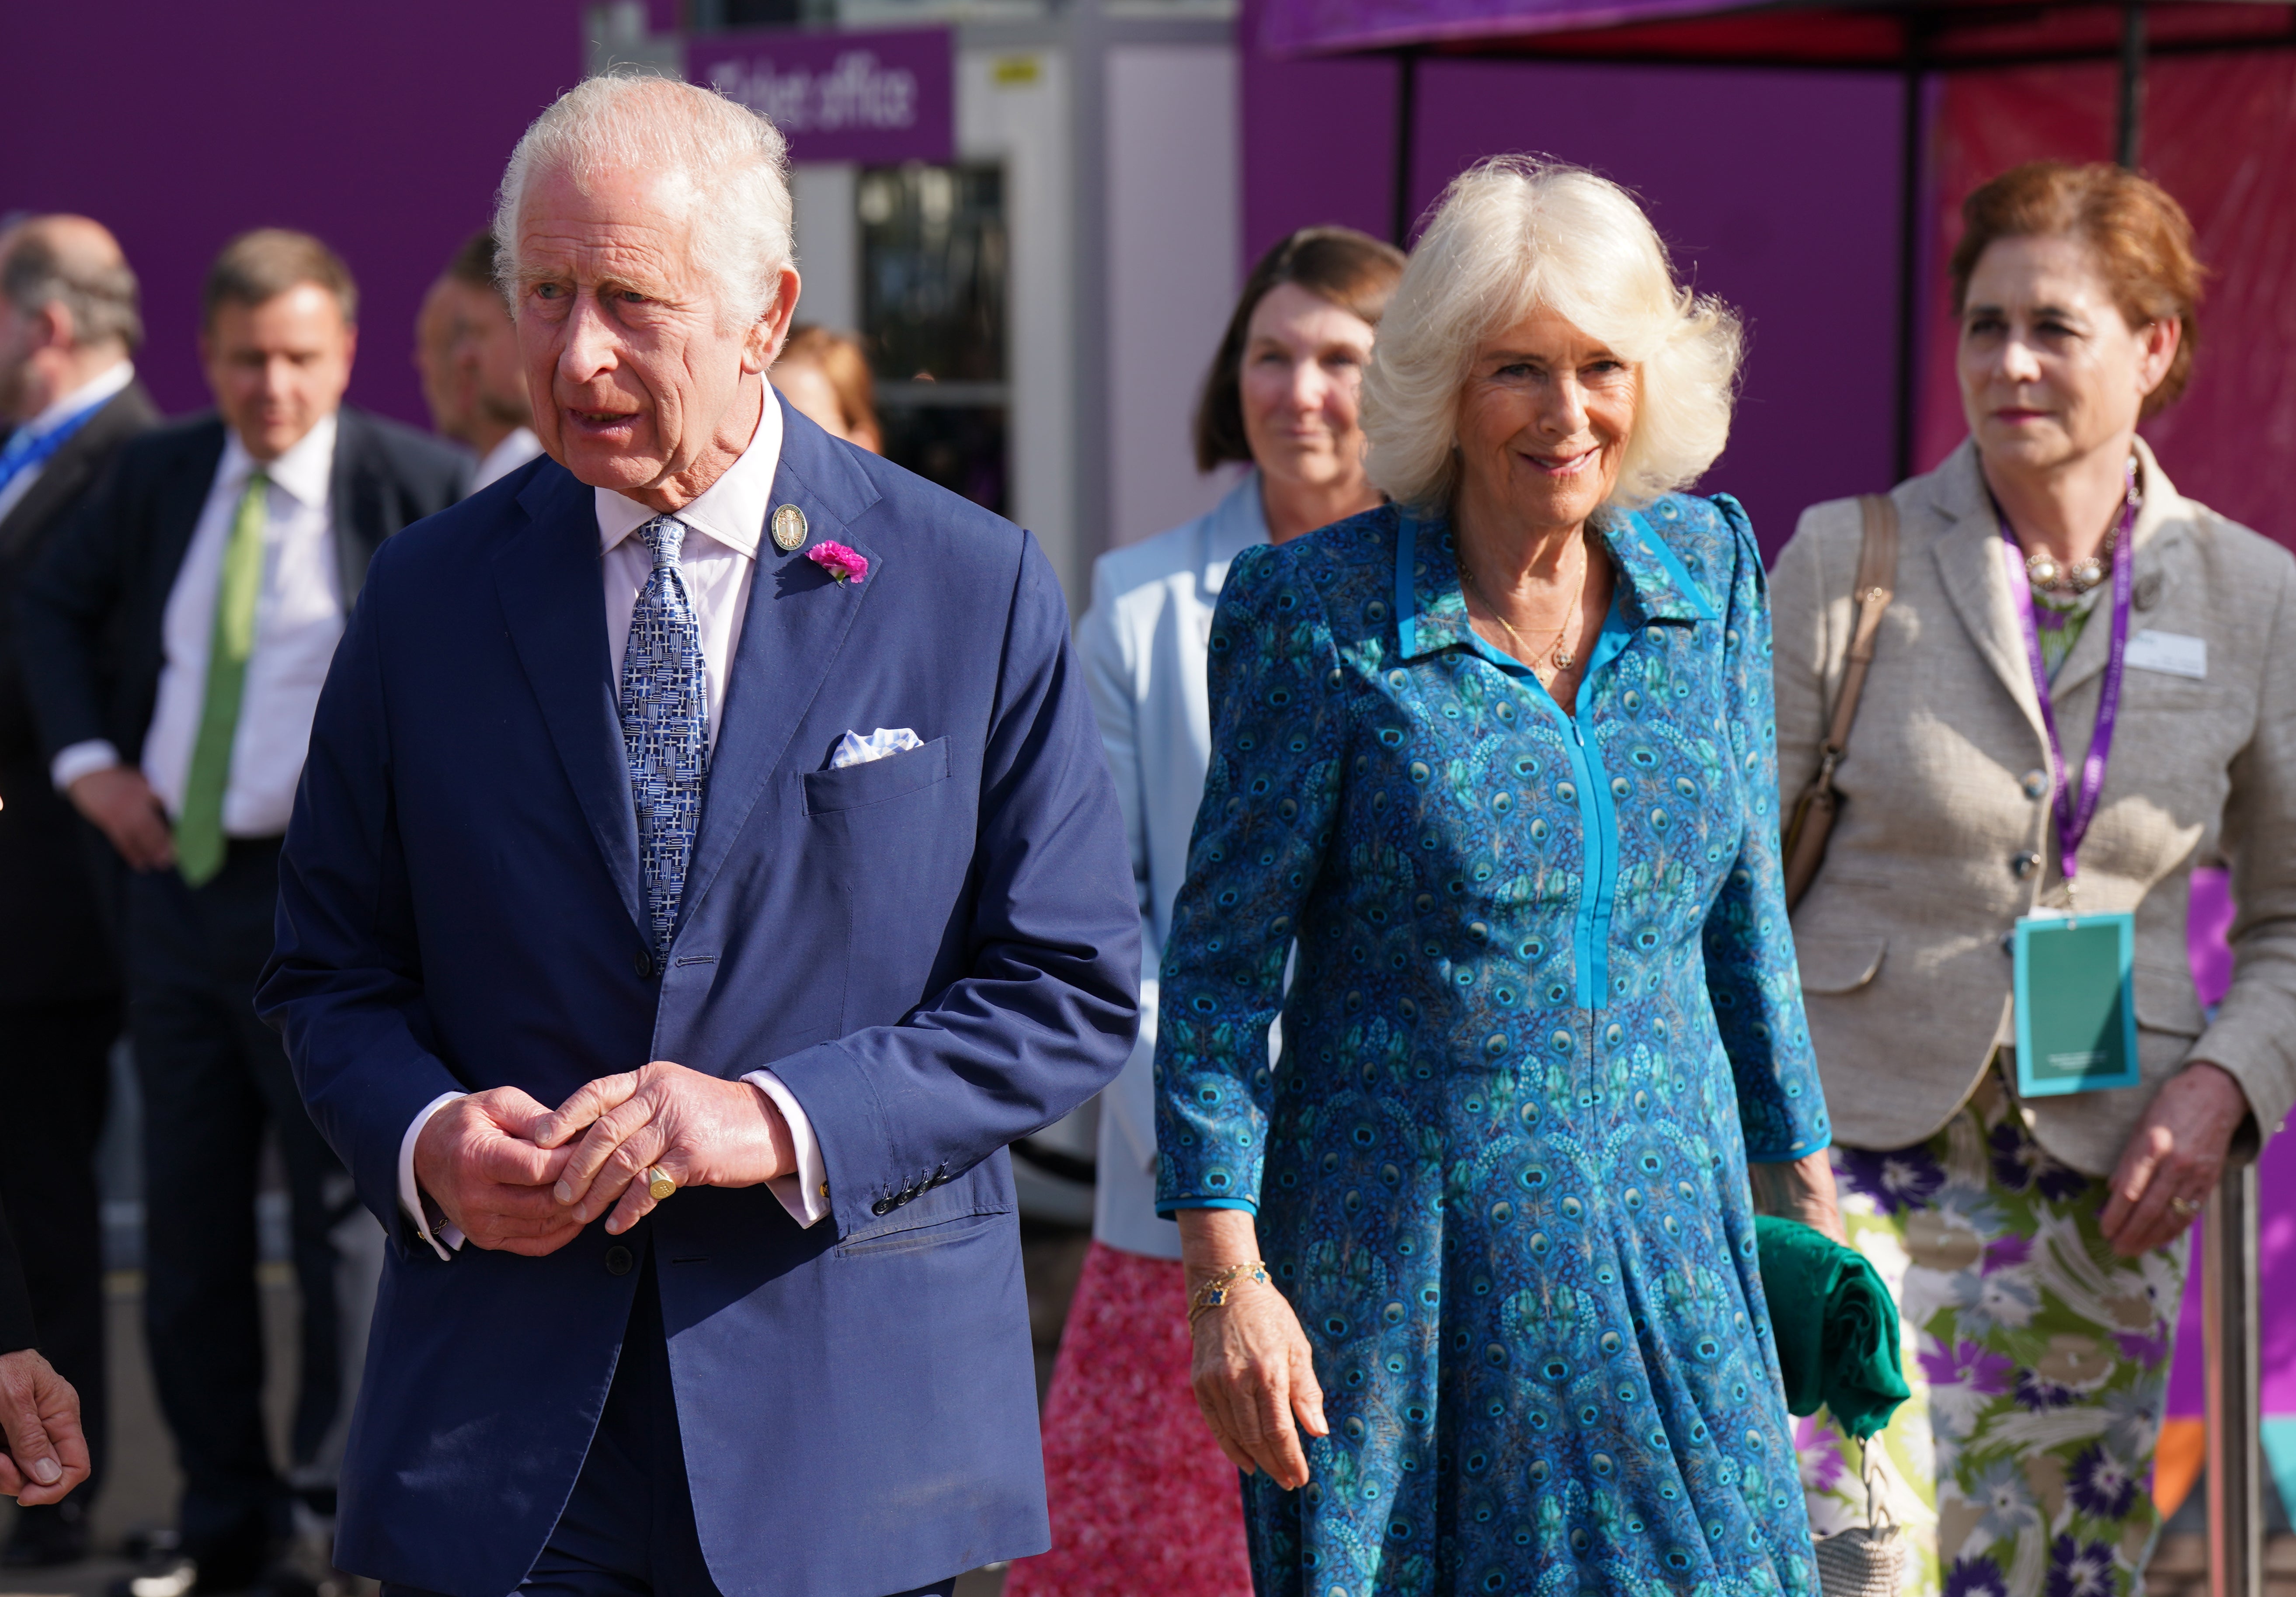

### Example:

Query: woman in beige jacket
xmin=1771 ymin=162 xmax=2296 ymax=1597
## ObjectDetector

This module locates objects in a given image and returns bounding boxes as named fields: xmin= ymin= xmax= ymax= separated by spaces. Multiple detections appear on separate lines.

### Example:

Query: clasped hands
xmin=414 ymin=1062 xmax=796 ymax=1255
xmin=0 ymin=1347 xmax=87 ymax=1506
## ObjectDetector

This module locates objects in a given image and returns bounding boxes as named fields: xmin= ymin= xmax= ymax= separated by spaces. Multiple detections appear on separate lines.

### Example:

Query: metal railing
xmin=2205 ymin=1160 xmax=2262 ymax=1597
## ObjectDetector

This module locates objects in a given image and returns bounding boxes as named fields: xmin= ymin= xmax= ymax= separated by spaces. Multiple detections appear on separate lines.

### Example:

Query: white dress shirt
xmin=398 ymin=392 xmax=830 ymax=1259
xmin=469 ymin=426 xmax=543 ymax=494
xmin=50 ymin=414 xmax=347 ymax=836
xmin=1075 ymin=471 xmax=1273 ymax=1259
xmin=0 ymin=359 xmax=135 ymax=524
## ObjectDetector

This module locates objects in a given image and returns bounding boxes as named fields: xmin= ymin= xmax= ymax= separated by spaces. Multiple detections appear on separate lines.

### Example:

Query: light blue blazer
xmin=1076 ymin=471 xmax=1266 ymax=1257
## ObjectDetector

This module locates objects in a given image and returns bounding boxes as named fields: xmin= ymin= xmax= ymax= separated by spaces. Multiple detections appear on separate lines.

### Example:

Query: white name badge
xmin=2126 ymin=629 xmax=2207 ymax=679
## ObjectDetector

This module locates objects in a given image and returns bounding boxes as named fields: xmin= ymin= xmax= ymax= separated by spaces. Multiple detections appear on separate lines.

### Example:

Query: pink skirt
xmin=1005 ymin=1242 xmax=1254 ymax=1597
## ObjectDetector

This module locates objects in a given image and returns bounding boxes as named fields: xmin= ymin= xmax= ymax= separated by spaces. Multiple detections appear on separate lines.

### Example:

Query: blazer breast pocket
xmin=800 ymin=734 xmax=974 ymax=1026
xmin=801 ymin=735 xmax=953 ymax=814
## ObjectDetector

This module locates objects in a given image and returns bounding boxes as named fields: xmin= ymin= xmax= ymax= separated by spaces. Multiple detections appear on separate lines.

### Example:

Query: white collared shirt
xmin=0 ymin=359 xmax=136 ymax=523
xmin=469 ymin=426 xmax=543 ymax=494
xmin=398 ymin=389 xmax=830 ymax=1257
xmin=50 ymin=413 xmax=347 ymax=840
xmin=593 ymin=394 xmax=784 ymax=749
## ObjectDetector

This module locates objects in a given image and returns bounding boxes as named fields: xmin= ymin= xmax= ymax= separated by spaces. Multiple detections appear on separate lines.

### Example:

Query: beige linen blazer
xmin=1771 ymin=437 xmax=2296 ymax=1175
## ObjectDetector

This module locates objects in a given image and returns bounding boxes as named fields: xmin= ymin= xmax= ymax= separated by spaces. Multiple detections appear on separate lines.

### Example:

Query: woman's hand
xmin=1749 ymin=1149 xmax=1846 ymax=1244
xmin=1177 ymin=1210 xmax=1327 ymax=1489
xmin=2102 ymin=1060 xmax=2249 ymax=1256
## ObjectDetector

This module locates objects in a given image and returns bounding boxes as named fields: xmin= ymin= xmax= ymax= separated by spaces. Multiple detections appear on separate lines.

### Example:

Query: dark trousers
xmin=128 ymin=839 xmax=351 ymax=1568
xmin=0 ymin=993 xmax=120 ymax=1516
xmin=382 ymin=1249 xmax=959 ymax=1597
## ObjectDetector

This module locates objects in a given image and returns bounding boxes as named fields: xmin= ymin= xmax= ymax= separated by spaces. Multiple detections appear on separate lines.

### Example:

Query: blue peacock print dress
xmin=1153 ymin=496 xmax=1831 ymax=1597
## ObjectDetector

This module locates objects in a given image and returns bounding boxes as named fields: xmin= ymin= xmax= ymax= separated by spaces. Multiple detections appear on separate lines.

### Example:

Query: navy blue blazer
xmin=257 ymin=398 xmax=1139 ymax=1597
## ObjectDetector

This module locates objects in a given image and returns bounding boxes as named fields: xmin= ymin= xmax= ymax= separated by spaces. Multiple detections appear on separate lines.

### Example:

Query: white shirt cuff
xmin=52 ymin=739 xmax=123 ymax=793
xmin=399 ymin=1091 xmax=469 ymax=1260
xmin=744 ymin=1069 xmax=829 ymax=1229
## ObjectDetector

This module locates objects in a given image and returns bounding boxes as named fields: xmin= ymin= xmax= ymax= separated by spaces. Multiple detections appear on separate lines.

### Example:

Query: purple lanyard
xmin=1997 ymin=465 xmax=2139 ymax=889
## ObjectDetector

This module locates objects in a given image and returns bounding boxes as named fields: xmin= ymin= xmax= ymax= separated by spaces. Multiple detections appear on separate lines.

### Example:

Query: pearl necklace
xmin=2023 ymin=522 xmax=2121 ymax=594
xmin=2019 ymin=467 xmax=2141 ymax=594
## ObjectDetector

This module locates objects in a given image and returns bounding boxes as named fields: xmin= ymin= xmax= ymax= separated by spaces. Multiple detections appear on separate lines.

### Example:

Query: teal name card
xmin=2012 ymin=910 xmax=2140 ymax=1098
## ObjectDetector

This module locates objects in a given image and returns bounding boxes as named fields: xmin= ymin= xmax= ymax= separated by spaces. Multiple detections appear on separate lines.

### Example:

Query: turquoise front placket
xmin=1402 ymin=515 xmax=1636 ymax=1011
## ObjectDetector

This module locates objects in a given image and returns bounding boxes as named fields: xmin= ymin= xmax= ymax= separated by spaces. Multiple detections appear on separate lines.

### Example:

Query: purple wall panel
xmin=1240 ymin=0 xmax=1402 ymax=265
xmin=3 ymin=3 xmax=588 ymax=430
xmin=1242 ymin=39 xmax=1908 ymax=552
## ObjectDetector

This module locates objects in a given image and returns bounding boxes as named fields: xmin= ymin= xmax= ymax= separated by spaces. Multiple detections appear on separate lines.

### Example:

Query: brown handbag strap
xmin=1820 ymin=494 xmax=1900 ymax=763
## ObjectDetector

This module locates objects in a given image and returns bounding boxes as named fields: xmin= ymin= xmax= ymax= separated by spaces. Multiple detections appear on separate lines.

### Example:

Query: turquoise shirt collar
xmin=1394 ymin=503 xmax=1719 ymax=663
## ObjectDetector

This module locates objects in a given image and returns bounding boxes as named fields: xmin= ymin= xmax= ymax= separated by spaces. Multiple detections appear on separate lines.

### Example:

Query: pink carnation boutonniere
xmin=807 ymin=541 xmax=868 ymax=584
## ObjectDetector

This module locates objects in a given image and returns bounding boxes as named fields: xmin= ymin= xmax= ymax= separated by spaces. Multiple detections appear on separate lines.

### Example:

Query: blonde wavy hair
xmin=1363 ymin=157 xmax=1743 ymax=514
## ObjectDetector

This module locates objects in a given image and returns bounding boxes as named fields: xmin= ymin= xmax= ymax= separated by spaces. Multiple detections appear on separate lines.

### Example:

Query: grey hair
xmin=1362 ymin=156 xmax=1743 ymax=513
xmin=493 ymin=71 xmax=793 ymax=329
xmin=1 ymin=225 xmax=143 ymax=354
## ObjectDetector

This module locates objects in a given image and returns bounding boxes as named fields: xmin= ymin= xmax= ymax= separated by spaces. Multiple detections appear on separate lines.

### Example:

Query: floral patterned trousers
xmin=1801 ymin=1072 xmax=2187 ymax=1597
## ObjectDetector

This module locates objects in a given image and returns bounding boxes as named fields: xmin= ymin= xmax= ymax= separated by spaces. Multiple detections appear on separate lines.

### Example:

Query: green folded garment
xmin=1754 ymin=1215 xmax=1912 ymax=1442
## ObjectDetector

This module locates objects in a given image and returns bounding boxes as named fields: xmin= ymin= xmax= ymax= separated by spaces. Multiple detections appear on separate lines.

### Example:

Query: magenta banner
xmin=692 ymin=27 xmax=953 ymax=165
xmin=1259 ymin=0 xmax=1728 ymax=56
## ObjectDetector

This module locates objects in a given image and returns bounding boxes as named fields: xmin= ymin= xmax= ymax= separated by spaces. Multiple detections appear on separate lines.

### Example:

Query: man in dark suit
xmin=256 ymin=76 xmax=1136 ymax=1597
xmin=18 ymin=228 xmax=467 ymax=1594
xmin=0 ymin=214 xmax=157 ymax=1568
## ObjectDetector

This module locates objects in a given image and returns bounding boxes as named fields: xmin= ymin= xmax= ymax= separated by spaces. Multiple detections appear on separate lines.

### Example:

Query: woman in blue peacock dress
xmin=1153 ymin=157 xmax=1841 ymax=1597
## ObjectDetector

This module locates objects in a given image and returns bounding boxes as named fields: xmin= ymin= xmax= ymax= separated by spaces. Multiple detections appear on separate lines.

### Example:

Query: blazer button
xmin=871 ymin=1198 xmax=893 ymax=1216
xmin=2012 ymin=851 xmax=2042 ymax=879
xmin=633 ymin=949 xmax=654 ymax=979
xmin=2021 ymin=771 xmax=2049 ymax=799
xmin=605 ymin=1244 xmax=633 ymax=1276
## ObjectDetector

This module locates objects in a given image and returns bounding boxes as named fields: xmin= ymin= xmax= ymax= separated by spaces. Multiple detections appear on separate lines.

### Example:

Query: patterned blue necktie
xmin=619 ymin=514 xmax=710 ymax=958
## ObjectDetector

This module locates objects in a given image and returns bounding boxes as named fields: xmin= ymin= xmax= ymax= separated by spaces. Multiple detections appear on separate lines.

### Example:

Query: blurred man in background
xmin=17 ymin=228 xmax=465 ymax=1596
xmin=0 ymin=213 xmax=157 ymax=1569
xmin=412 ymin=230 xmax=538 ymax=493
xmin=410 ymin=265 xmax=462 ymax=463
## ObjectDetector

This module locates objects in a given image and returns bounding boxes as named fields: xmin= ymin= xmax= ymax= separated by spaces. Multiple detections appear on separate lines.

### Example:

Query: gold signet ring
xmin=645 ymin=1167 xmax=677 ymax=1202
xmin=771 ymin=503 xmax=808 ymax=551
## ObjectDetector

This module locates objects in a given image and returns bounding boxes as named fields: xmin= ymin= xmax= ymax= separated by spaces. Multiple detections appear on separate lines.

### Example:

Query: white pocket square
xmin=831 ymin=727 xmax=923 ymax=769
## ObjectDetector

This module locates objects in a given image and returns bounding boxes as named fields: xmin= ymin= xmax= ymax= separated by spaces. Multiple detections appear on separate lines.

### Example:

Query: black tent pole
xmin=1392 ymin=47 xmax=1421 ymax=246
xmin=2117 ymin=4 xmax=2146 ymax=167
xmin=1892 ymin=25 xmax=1927 ymax=484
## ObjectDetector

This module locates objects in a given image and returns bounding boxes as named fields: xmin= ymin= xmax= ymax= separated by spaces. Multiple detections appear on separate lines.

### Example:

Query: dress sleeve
xmin=1701 ymin=497 xmax=1831 ymax=1162
xmin=1155 ymin=542 xmax=1346 ymax=1215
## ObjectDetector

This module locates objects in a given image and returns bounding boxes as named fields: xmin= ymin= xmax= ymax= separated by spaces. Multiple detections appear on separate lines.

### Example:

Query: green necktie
xmin=175 ymin=470 xmax=269 ymax=887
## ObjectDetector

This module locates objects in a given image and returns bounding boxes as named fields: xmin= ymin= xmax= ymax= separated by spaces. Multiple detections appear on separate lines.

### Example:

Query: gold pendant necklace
xmin=1460 ymin=535 xmax=1584 ymax=673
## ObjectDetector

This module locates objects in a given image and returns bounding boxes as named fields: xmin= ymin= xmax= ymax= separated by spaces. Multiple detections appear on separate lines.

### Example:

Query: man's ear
xmin=750 ymin=264 xmax=804 ymax=373
xmin=31 ymin=300 xmax=72 ymax=353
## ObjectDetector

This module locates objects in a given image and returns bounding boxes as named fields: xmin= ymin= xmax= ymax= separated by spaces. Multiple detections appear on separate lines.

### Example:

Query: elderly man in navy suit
xmin=256 ymin=73 xmax=1138 ymax=1597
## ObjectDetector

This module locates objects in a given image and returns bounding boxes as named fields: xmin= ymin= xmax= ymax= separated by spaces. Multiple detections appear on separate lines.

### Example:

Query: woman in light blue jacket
xmin=1008 ymin=227 xmax=1402 ymax=1597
